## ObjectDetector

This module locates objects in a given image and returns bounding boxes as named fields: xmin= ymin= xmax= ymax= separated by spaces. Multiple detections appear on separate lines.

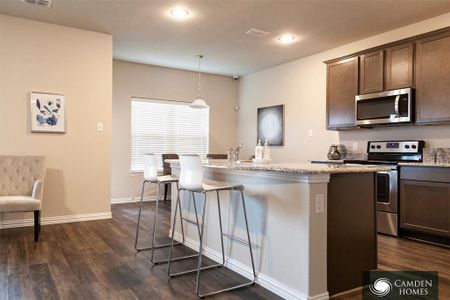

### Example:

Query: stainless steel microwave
xmin=355 ymin=88 xmax=413 ymax=126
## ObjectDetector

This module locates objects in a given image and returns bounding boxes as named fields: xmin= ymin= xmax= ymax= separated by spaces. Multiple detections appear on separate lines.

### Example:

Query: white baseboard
xmin=0 ymin=212 xmax=112 ymax=229
xmin=111 ymin=196 xmax=156 ymax=204
xmin=170 ymin=230 xmax=329 ymax=300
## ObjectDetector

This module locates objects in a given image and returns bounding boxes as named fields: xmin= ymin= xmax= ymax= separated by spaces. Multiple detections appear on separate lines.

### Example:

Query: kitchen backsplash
xmin=423 ymin=148 xmax=436 ymax=163
xmin=435 ymin=148 xmax=450 ymax=163
xmin=339 ymin=144 xmax=449 ymax=163
xmin=421 ymin=147 xmax=450 ymax=163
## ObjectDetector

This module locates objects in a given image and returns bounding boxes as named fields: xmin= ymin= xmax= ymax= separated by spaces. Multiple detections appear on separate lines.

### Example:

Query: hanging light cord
xmin=197 ymin=55 xmax=203 ymax=98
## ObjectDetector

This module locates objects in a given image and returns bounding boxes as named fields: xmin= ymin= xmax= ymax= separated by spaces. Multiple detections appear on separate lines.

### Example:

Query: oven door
xmin=376 ymin=170 xmax=399 ymax=236
xmin=376 ymin=170 xmax=398 ymax=213
xmin=355 ymin=88 xmax=412 ymax=126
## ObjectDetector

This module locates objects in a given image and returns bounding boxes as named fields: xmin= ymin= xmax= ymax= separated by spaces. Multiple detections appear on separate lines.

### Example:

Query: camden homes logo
xmin=363 ymin=271 xmax=438 ymax=300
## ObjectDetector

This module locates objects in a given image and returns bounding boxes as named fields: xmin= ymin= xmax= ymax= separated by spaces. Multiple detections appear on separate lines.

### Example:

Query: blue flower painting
xmin=31 ymin=92 xmax=65 ymax=133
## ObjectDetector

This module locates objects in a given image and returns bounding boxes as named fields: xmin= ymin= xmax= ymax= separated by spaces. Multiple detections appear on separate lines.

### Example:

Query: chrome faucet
xmin=234 ymin=143 xmax=243 ymax=161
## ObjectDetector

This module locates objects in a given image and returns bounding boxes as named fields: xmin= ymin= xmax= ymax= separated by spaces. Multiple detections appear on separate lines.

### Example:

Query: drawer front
xmin=400 ymin=180 xmax=450 ymax=237
xmin=400 ymin=166 xmax=450 ymax=183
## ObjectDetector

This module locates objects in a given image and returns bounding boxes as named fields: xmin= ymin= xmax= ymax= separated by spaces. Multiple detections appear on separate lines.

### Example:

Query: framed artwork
xmin=30 ymin=92 xmax=65 ymax=133
xmin=257 ymin=104 xmax=284 ymax=146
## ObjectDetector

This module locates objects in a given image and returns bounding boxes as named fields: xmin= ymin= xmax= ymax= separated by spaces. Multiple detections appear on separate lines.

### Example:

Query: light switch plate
xmin=308 ymin=129 xmax=313 ymax=137
xmin=96 ymin=122 xmax=104 ymax=132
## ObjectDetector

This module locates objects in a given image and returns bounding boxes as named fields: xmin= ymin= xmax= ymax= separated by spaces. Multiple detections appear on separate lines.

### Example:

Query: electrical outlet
xmin=315 ymin=194 xmax=325 ymax=214
xmin=308 ymin=129 xmax=313 ymax=137
xmin=352 ymin=142 xmax=359 ymax=151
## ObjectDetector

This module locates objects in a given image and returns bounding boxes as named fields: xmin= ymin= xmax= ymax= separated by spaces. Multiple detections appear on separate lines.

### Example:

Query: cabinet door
xmin=359 ymin=50 xmax=384 ymax=94
xmin=326 ymin=57 xmax=359 ymax=130
xmin=400 ymin=180 xmax=450 ymax=237
xmin=385 ymin=43 xmax=414 ymax=90
xmin=415 ymin=31 xmax=450 ymax=124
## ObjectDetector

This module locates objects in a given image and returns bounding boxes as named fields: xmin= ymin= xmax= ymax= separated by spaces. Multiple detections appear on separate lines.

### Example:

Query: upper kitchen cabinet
xmin=359 ymin=50 xmax=384 ymax=94
xmin=326 ymin=57 xmax=359 ymax=130
xmin=415 ymin=31 xmax=450 ymax=124
xmin=325 ymin=27 xmax=450 ymax=130
xmin=385 ymin=43 xmax=414 ymax=90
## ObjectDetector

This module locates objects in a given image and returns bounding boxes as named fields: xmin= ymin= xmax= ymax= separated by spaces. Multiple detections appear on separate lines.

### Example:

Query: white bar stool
xmin=167 ymin=154 xmax=256 ymax=298
xmin=135 ymin=154 xmax=195 ymax=264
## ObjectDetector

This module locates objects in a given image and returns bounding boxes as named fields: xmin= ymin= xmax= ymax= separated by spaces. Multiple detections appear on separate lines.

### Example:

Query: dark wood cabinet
xmin=326 ymin=57 xmax=359 ymax=130
xmin=359 ymin=50 xmax=384 ymax=94
xmin=400 ymin=180 xmax=450 ymax=237
xmin=400 ymin=167 xmax=450 ymax=241
xmin=385 ymin=43 xmax=414 ymax=90
xmin=325 ymin=27 xmax=450 ymax=131
xmin=415 ymin=31 xmax=450 ymax=124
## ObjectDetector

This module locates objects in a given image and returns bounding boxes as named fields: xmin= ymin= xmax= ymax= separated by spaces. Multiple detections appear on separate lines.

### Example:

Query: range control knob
xmin=371 ymin=145 xmax=375 ymax=149
xmin=405 ymin=145 xmax=410 ymax=149
xmin=376 ymin=145 xmax=381 ymax=149
xmin=412 ymin=145 xmax=417 ymax=149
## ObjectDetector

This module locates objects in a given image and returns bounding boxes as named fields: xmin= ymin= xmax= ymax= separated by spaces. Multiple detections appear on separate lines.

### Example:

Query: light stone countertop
xmin=398 ymin=162 xmax=450 ymax=168
xmin=166 ymin=159 xmax=392 ymax=175
xmin=308 ymin=160 xmax=450 ymax=169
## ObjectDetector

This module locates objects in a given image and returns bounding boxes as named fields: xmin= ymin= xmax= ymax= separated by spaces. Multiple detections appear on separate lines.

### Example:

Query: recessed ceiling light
xmin=170 ymin=7 xmax=190 ymax=19
xmin=278 ymin=34 xmax=296 ymax=44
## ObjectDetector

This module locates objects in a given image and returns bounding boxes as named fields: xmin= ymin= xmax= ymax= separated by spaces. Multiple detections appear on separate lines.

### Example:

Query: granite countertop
xmin=399 ymin=162 xmax=450 ymax=168
xmin=166 ymin=159 xmax=392 ymax=175
xmin=308 ymin=160 xmax=450 ymax=168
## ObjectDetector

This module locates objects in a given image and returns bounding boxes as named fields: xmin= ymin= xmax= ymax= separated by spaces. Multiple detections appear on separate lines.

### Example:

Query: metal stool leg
xmin=136 ymin=180 xmax=183 ymax=256
xmin=196 ymin=191 xmax=208 ymax=296
xmin=196 ymin=188 xmax=256 ymax=298
xmin=240 ymin=189 xmax=257 ymax=281
xmin=216 ymin=190 xmax=226 ymax=265
xmin=177 ymin=183 xmax=186 ymax=244
xmin=167 ymin=189 xmax=201 ymax=275
xmin=168 ymin=190 xmax=222 ymax=278
xmin=150 ymin=182 xmax=160 ymax=260
xmin=191 ymin=192 xmax=202 ymax=238
xmin=134 ymin=180 xmax=148 ymax=251
xmin=151 ymin=182 xmax=188 ymax=264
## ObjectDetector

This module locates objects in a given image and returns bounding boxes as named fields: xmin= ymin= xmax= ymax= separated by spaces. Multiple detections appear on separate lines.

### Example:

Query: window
xmin=130 ymin=98 xmax=209 ymax=171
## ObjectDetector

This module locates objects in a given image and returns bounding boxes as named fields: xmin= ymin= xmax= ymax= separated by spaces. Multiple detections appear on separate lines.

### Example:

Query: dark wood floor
xmin=1 ymin=202 xmax=449 ymax=300
xmin=332 ymin=232 xmax=450 ymax=300
xmin=0 ymin=202 xmax=280 ymax=300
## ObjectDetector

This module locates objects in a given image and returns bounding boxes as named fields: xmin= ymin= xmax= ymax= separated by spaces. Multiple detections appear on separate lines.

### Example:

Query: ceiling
xmin=1 ymin=0 xmax=450 ymax=76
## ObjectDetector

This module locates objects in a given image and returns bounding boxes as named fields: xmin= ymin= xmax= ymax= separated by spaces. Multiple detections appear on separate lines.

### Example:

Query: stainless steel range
xmin=344 ymin=140 xmax=425 ymax=236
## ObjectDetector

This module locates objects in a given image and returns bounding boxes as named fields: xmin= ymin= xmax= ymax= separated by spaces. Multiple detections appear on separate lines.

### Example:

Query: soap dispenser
xmin=263 ymin=139 xmax=271 ymax=161
xmin=255 ymin=140 xmax=263 ymax=160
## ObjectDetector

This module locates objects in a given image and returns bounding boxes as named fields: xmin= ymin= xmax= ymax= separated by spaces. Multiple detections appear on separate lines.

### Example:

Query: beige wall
xmin=0 ymin=15 xmax=112 ymax=222
xmin=112 ymin=60 xmax=238 ymax=200
xmin=238 ymin=13 xmax=450 ymax=161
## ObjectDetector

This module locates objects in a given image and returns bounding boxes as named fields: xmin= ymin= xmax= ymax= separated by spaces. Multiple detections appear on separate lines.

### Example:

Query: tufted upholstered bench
xmin=0 ymin=156 xmax=46 ymax=241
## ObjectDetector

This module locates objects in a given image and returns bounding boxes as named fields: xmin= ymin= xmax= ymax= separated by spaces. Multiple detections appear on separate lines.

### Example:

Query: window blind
xmin=131 ymin=98 xmax=209 ymax=171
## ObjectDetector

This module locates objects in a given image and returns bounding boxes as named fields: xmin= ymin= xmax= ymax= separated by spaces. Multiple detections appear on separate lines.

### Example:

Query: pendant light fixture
xmin=190 ymin=55 xmax=208 ymax=109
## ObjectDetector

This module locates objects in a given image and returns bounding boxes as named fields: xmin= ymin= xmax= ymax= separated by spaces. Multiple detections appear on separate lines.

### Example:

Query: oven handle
xmin=394 ymin=95 xmax=400 ymax=118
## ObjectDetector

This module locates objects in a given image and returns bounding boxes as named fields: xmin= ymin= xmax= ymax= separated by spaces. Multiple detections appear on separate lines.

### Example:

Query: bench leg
xmin=34 ymin=210 xmax=41 ymax=242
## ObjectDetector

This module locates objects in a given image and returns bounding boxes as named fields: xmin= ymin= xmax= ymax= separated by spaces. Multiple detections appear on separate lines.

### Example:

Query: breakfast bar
xmin=167 ymin=160 xmax=391 ymax=299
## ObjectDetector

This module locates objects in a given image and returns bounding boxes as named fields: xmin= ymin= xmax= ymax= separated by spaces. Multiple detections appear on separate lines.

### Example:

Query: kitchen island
xmin=167 ymin=160 xmax=391 ymax=300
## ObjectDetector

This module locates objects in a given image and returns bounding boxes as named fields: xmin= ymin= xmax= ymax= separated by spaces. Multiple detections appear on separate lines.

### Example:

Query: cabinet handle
xmin=394 ymin=95 xmax=400 ymax=118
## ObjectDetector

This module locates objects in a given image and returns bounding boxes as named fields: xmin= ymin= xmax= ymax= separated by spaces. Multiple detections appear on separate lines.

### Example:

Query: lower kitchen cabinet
xmin=400 ymin=167 xmax=450 ymax=244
